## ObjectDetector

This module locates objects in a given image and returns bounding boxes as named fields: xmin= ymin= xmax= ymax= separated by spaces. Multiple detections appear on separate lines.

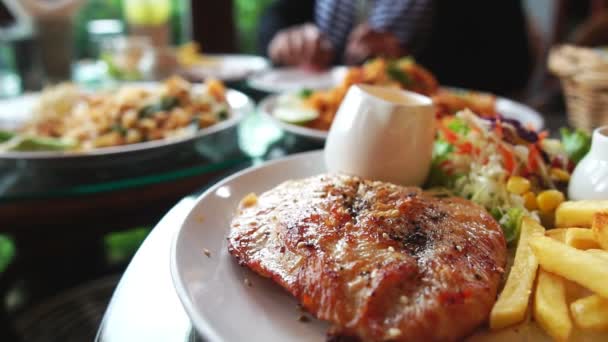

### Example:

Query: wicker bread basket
xmin=549 ymin=45 xmax=608 ymax=131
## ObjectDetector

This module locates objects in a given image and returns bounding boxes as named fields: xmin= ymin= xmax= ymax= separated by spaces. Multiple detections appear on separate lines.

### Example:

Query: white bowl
xmin=569 ymin=126 xmax=608 ymax=200
xmin=324 ymin=84 xmax=435 ymax=185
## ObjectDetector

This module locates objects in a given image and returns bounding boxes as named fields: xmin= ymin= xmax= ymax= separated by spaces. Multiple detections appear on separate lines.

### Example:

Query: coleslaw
xmin=427 ymin=110 xmax=590 ymax=243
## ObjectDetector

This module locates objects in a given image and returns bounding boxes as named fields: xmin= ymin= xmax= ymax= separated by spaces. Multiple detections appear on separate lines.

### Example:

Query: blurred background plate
xmin=0 ymin=87 xmax=253 ymax=163
xmin=442 ymin=87 xmax=545 ymax=131
xmin=179 ymin=54 xmax=269 ymax=82
xmin=495 ymin=97 xmax=545 ymax=130
xmin=0 ymin=86 xmax=254 ymax=200
xmin=247 ymin=66 xmax=347 ymax=93
xmin=258 ymin=91 xmax=545 ymax=142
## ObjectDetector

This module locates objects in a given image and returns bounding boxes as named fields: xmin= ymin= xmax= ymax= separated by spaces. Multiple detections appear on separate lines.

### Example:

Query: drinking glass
xmin=0 ymin=43 xmax=21 ymax=98
xmin=100 ymin=36 xmax=156 ymax=81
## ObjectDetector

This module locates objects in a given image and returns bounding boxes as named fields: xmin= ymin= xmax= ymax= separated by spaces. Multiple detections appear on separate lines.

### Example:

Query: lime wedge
xmin=273 ymin=106 xmax=319 ymax=125
xmin=1 ymin=135 xmax=77 ymax=152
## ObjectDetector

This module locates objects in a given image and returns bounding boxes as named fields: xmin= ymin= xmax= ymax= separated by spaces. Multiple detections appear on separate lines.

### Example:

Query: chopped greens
xmin=218 ymin=109 xmax=229 ymax=120
xmin=111 ymin=123 xmax=128 ymax=136
xmin=0 ymin=131 xmax=16 ymax=143
xmin=560 ymin=127 xmax=591 ymax=163
xmin=1 ymin=135 xmax=77 ymax=151
xmin=386 ymin=62 xmax=411 ymax=87
xmin=497 ymin=207 xmax=525 ymax=244
xmin=298 ymin=88 xmax=313 ymax=99
xmin=447 ymin=117 xmax=469 ymax=135
xmin=101 ymin=53 xmax=142 ymax=81
xmin=139 ymin=96 xmax=180 ymax=118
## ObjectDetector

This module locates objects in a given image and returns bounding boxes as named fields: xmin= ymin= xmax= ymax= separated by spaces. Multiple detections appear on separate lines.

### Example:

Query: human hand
xmin=268 ymin=23 xmax=334 ymax=70
xmin=345 ymin=23 xmax=403 ymax=65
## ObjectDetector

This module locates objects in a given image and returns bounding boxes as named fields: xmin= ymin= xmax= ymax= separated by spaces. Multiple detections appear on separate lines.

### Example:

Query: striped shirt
xmin=315 ymin=0 xmax=435 ymax=55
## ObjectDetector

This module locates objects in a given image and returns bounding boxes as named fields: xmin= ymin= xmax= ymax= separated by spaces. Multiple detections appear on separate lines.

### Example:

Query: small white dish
xmin=247 ymin=66 xmax=347 ymax=93
xmin=325 ymin=84 xmax=435 ymax=185
xmin=569 ymin=125 xmax=608 ymax=200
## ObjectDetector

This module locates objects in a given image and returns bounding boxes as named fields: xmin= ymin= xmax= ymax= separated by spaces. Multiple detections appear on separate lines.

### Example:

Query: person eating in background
xmin=261 ymin=0 xmax=433 ymax=69
xmin=259 ymin=0 xmax=533 ymax=95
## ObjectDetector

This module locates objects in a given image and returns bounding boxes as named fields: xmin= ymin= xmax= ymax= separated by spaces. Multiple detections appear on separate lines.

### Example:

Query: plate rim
xmin=180 ymin=53 xmax=270 ymax=82
xmin=169 ymin=150 xmax=324 ymax=341
xmin=258 ymin=91 xmax=545 ymax=142
xmin=0 ymin=88 xmax=254 ymax=160
xmin=247 ymin=66 xmax=347 ymax=94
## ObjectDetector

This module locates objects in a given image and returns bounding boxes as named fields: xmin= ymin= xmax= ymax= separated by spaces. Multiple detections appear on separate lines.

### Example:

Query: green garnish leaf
xmin=298 ymin=89 xmax=313 ymax=99
xmin=397 ymin=56 xmax=415 ymax=65
xmin=432 ymin=139 xmax=454 ymax=163
xmin=101 ymin=53 xmax=142 ymax=81
xmin=447 ymin=118 xmax=470 ymax=135
xmin=0 ymin=131 xmax=16 ymax=143
xmin=160 ymin=96 xmax=179 ymax=110
xmin=498 ymin=207 xmax=525 ymax=245
xmin=217 ymin=110 xmax=228 ymax=120
xmin=6 ymin=136 xmax=77 ymax=151
xmin=139 ymin=96 xmax=179 ymax=118
xmin=560 ymin=127 xmax=591 ymax=164
xmin=426 ymin=139 xmax=457 ymax=187
xmin=386 ymin=62 xmax=411 ymax=87
xmin=111 ymin=123 xmax=128 ymax=136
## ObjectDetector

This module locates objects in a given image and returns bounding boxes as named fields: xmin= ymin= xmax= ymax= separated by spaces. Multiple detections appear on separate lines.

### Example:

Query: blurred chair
xmin=190 ymin=0 xmax=237 ymax=53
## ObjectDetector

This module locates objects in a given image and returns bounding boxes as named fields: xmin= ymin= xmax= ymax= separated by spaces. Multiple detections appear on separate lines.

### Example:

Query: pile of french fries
xmin=490 ymin=200 xmax=608 ymax=341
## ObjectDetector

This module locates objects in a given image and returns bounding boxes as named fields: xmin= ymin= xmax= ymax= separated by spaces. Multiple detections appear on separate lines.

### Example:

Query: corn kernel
xmin=523 ymin=191 xmax=538 ymax=210
xmin=536 ymin=190 xmax=565 ymax=213
xmin=239 ymin=193 xmax=258 ymax=208
xmin=507 ymin=176 xmax=531 ymax=195
xmin=550 ymin=168 xmax=570 ymax=182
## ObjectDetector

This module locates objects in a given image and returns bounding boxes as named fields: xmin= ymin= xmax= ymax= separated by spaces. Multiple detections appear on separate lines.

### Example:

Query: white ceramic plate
xmin=0 ymin=85 xmax=253 ymax=160
xmin=171 ymin=151 xmax=329 ymax=342
xmin=180 ymin=54 xmax=270 ymax=82
xmin=258 ymin=93 xmax=545 ymax=142
xmin=171 ymin=151 xmax=596 ymax=342
xmin=247 ymin=66 xmax=347 ymax=93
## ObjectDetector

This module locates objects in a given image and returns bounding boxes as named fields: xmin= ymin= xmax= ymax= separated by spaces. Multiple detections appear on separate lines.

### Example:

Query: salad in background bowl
xmin=0 ymin=77 xmax=234 ymax=154
xmin=262 ymin=57 xmax=544 ymax=139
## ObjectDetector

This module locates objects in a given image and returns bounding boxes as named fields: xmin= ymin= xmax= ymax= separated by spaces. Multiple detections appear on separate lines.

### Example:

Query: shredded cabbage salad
xmin=427 ymin=110 xmax=590 ymax=244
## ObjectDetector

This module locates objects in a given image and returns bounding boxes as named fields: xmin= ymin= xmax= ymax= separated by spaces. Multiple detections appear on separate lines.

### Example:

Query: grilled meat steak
xmin=228 ymin=174 xmax=507 ymax=341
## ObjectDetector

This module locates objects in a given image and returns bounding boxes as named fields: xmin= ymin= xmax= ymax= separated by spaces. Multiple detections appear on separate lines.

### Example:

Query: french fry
xmin=529 ymin=236 xmax=608 ymax=298
xmin=587 ymin=249 xmax=608 ymax=262
xmin=570 ymin=295 xmax=608 ymax=331
xmin=546 ymin=228 xmax=568 ymax=242
xmin=555 ymin=200 xmax=608 ymax=228
xmin=534 ymin=269 xmax=572 ymax=341
xmin=490 ymin=217 xmax=545 ymax=330
xmin=564 ymin=279 xmax=589 ymax=303
xmin=592 ymin=212 xmax=608 ymax=250
xmin=565 ymin=228 xmax=601 ymax=250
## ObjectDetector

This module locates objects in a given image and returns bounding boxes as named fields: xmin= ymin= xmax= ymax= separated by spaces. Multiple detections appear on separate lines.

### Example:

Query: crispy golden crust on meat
xmin=228 ymin=174 xmax=507 ymax=341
